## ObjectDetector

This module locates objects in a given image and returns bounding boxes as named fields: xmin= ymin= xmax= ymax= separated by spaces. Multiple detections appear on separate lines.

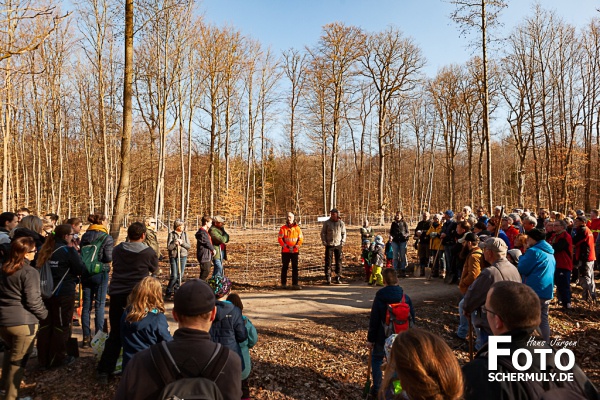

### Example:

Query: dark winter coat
xmin=46 ymin=239 xmax=86 ymax=297
xmin=120 ymin=309 xmax=173 ymax=370
xmin=209 ymin=300 xmax=248 ymax=369
xmin=0 ymin=259 xmax=48 ymax=326
xmin=195 ymin=227 xmax=215 ymax=263
xmin=441 ymin=220 xmax=457 ymax=246
xmin=367 ymin=285 xmax=415 ymax=346
xmin=463 ymin=329 xmax=599 ymax=400
xmin=109 ymin=242 xmax=158 ymax=296
xmin=389 ymin=220 xmax=409 ymax=243
xmin=114 ymin=328 xmax=242 ymax=400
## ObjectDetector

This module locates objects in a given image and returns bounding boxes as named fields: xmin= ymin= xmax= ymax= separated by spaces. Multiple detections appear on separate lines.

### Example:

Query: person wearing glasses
xmin=463 ymin=281 xmax=599 ymax=400
xmin=0 ymin=237 xmax=48 ymax=399
xmin=462 ymin=237 xmax=521 ymax=350
xmin=35 ymin=225 xmax=85 ymax=369
xmin=143 ymin=218 xmax=160 ymax=259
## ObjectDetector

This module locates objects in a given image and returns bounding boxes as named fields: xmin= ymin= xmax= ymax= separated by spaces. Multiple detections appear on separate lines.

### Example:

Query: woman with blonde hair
xmin=380 ymin=328 xmax=463 ymax=400
xmin=121 ymin=276 xmax=172 ymax=370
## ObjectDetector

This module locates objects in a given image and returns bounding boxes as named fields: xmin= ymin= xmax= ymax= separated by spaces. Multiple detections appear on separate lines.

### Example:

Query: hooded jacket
xmin=80 ymin=225 xmax=114 ymax=284
xmin=120 ymin=308 xmax=173 ymax=370
xmin=367 ymin=285 xmax=415 ymax=345
xmin=209 ymin=300 xmax=248 ymax=369
xmin=518 ymin=240 xmax=556 ymax=300
xmin=109 ymin=242 xmax=158 ymax=296
xmin=459 ymin=247 xmax=483 ymax=294
xmin=0 ymin=259 xmax=48 ymax=326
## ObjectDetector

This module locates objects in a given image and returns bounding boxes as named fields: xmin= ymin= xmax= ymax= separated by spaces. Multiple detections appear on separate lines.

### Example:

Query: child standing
xmin=207 ymin=276 xmax=248 ymax=371
xmin=228 ymin=293 xmax=258 ymax=400
xmin=385 ymin=236 xmax=394 ymax=269
xmin=369 ymin=236 xmax=385 ymax=286
xmin=121 ymin=277 xmax=173 ymax=371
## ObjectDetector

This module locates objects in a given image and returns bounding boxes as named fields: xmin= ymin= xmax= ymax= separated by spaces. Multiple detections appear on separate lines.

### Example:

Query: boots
xmin=82 ymin=336 xmax=91 ymax=349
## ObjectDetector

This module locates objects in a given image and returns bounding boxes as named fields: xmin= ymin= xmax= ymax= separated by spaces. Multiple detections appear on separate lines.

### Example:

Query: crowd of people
xmin=0 ymin=205 xmax=599 ymax=399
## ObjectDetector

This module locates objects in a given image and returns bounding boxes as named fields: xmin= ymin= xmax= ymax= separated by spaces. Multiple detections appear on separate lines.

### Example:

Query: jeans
xmin=371 ymin=342 xmax=385 ymax=393
xmin=457 ymin=298 xmax=469 ymax=339
xmin=539 ymin=299 xmax=551 ymax=343
xmin=324 ymin=245 xmax=343 ymax=278
xmin=444 ymin=246 xmax=453 ymax=275
xmin=97 ymin=293 xmax=128 ymax=375
xmin=0 ymin=324 xmax=37 ymax=400
xmin=212 ymin=258 xmax=224 ymax=277
xmin=281 ymin=252 xmax=299 ymax=286
xmin=166 ymin=256 xmax=188 ymax=295
xmin=82 ymin=271 xmax=109 ymax=338
xmin=392 ymin=241 xmax=407 ymax=272
xmin=554 ymin=268 xmax=571 ymax=307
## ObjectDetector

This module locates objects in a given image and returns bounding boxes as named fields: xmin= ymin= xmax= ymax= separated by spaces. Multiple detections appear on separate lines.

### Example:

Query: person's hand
xmin=212 ymin=249 xmax=216 ymax=256
xmin=288 ymin=246 xmax=294 ymax=252
xmin=176 ymin=239 xmax=182 ymax=246
xmin=322 ymin=241 xmax=327 ymax=246
xmin=366 ymin=342 xmax=374 ymax=350
xmin=440 ymin=233 xmax=447 ymax=238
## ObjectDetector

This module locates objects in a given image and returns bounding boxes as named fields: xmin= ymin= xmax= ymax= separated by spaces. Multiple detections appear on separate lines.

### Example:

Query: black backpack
xmin=150 ymin=341 xmax=229 ymax=400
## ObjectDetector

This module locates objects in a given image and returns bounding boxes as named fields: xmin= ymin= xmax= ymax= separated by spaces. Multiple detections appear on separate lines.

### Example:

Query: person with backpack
xmin=115 ymin=279 xmax=242 ymax=400
xmin=227 ymin=293 xmax=258 ymax=400
xmin=366 ymin=268 xmax=415 ymax=398
xmin=79 ymin=213 xmax=113 ymax=348
xmin=207 ymin=276 xmax=247 ymax=371
xmin=0 ymin=237 xmax=48 ymax=400
xmin=463 ymin=281 xmax=599 ymax=400
xmin=121 ymin=277 xmax=172 ymax=371
xmin=369 ymin=235 xmax=385 ymax=286
xmin=36 ymin=224 xmax=85 ymax=369
xmin=165 ymin=219 xmax=191 ymax=299
xmin=96 ymin=222 xmax=158 ymax=384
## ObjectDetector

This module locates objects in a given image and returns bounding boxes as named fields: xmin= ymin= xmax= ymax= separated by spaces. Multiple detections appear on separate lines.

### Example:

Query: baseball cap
xmin=479 ymin=237 xmax=508 ymax=253
xmin=213 ymin=215 xmax=226 ymax=223
xmin=576 ymin=209 xmax=585 ymax=216
xmin=173 ymin=279 xmax=216 ymax=316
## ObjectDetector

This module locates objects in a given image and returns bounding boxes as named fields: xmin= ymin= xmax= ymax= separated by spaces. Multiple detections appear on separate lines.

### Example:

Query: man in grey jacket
xmin=463 ymin=237 xmax=521 ymax=350
xmin=320 ymin=208 xmax=346 ymax=284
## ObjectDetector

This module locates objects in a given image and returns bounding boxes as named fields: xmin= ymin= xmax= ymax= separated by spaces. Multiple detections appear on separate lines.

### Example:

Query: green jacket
xmin=209 ymin=226 xmax=229 ymax=260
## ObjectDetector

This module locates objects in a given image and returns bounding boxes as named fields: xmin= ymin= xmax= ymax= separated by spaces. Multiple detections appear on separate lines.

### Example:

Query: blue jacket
xmin=121 ymin=309 xmax=173 ymax=370
xmin=518 ymin=240 xmax=556 ymax=299
xmin=210 ymin=300 xmax=248 ymax=369
xmin=367 ymin=285 xmax=415 ymax=345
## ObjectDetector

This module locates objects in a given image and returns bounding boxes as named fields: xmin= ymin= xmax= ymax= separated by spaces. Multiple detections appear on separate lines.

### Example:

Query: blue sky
xmin=200 ymin=0 xmax=599 ymax=76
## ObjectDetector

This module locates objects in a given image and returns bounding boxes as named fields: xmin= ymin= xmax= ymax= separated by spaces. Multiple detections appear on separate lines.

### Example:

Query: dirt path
xmin=238 ymin=277 xmax=460 ymax=327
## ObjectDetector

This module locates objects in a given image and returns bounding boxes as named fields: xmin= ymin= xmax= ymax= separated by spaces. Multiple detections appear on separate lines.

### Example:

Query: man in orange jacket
xmin=278 ymin=212 xmax=304 ymax=289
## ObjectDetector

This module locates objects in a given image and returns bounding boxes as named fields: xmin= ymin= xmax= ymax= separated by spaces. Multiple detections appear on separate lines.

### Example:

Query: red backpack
xmin=384 ymin=295 xmax=411 ymax=336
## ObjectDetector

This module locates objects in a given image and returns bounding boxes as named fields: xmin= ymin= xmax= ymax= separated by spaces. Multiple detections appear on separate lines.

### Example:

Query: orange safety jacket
xmin=278 ymin=223 xmax=304 ymax=253
xmin=587 ymin=218 xmax=600 ymax=242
